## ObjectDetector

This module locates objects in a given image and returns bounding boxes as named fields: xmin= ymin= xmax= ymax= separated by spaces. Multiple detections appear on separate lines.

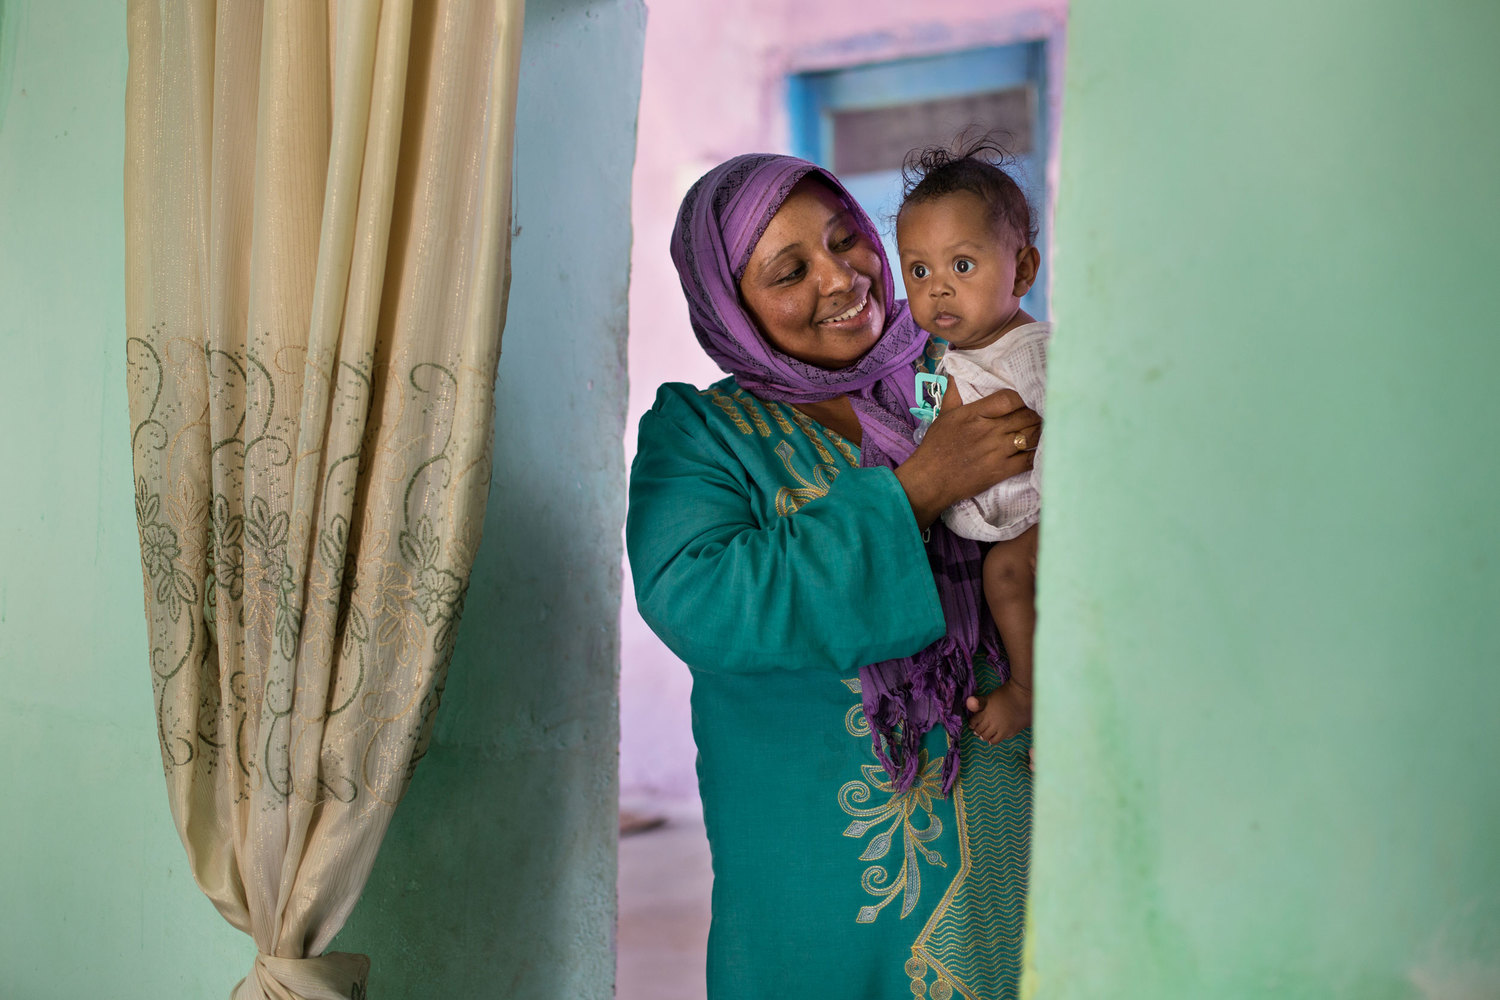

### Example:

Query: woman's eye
xmin=955 ymin=258 xmax=975 ymax=274
xmin=776 ymin=265 xmax=805 ymax=284
xmin=832 ymin=231 xmax=858 ymax=251
xmin=910 ymin=264 xmax=929 ymax=280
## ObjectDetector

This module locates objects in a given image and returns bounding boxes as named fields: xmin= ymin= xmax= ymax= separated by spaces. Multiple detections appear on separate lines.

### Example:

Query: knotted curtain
xmin=123 ymin=2 xmax=524 ymax=996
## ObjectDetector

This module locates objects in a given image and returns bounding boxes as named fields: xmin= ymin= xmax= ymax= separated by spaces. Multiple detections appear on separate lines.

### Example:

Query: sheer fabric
xmin=123 ymin=2 xmax=524 ymax=996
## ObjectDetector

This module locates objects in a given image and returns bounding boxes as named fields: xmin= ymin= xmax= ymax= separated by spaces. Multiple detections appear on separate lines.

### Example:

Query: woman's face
xmin=738 ymin=179 xmax=886 ymax=369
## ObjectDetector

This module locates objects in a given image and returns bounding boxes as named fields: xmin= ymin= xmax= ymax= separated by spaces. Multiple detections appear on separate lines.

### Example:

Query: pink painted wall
xmin=621 ymin=0 xmax=1069 ymax=803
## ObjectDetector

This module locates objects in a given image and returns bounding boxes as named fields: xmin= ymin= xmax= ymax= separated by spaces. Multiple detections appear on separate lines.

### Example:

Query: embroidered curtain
xmin=124 ymin=2 xmax=523 ymax=996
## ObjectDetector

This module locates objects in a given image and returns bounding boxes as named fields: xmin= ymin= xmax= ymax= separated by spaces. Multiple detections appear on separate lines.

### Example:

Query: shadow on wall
xmin=333 ymin=0 xmax=645 ymax=996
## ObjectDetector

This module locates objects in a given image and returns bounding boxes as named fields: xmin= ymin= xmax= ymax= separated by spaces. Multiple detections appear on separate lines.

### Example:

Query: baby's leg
xmin=966 ymin=525 xmax=1039 ymax=748
xmin=984 ymin=524 xmax=1037 ymax=692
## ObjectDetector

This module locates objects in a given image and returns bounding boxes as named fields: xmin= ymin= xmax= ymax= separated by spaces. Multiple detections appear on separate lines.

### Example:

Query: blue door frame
xmin=788 ymin=42 xmax=1050 ymax=319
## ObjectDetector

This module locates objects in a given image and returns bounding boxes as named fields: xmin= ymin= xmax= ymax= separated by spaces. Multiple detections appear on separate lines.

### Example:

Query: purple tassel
xmin=860 ymin=570 xmax=1004 ymax=795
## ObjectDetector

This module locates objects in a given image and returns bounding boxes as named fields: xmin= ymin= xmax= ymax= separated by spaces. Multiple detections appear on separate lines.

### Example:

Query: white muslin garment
xmin=936 ymin=321 xmax=1051 ymax=542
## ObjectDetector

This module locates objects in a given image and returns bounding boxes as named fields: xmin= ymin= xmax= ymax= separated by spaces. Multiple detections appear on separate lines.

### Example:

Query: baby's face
xmin=897 ymin=191 xmax=1030 ymax=352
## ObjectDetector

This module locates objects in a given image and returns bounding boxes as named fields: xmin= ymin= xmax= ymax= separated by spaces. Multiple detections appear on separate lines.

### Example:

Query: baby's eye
xmin=909 ymin=263 xmax=929 ymax=280
xmin=955 ymin=258 xmax=975 ymax=274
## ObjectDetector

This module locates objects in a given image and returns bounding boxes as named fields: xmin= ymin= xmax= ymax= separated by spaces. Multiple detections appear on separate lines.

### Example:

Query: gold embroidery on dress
xmin=701 ymin=388 xmax=754 ymax=435
xmin=909 ymin=666 xmax=1032 ymax=999
xmin=838 ymin=753 xmax=948 ymax=924
xmin=772 ymin=440 xmax=839 ymax=517
xmin=841 ymin=670 xmax=1029 ymax=998
xmin=844 ymin=699 xmax=871 ymax=740
xmin=906 ymin=778 xmax=974 ymax=998
xmin=839 ymin=687 xmax=950 ymax=925
xmin=904 ymin=956 xmax=957 ymax=1000
xmin=841 ymin=677 xmax=868 ymax=735
xmin=827 ymin=429 xmax=859 ymax=466
xmin=763 ymin=400 xmax=798 ymax=435
xmin=766 ymin=399 xmax=859 ymax=465
xmin=730 ymin=388 xmax=773 ymax=436
xmin=784 ymin=405 xmax=836 ymax=464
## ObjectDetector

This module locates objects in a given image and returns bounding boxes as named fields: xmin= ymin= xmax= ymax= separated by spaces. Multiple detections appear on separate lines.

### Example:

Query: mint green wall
xmin=1031 ymin=2 xmax=1500 ymax=997
xmin=0 ymin=1 xmax=640 ymax=997
xmin=0 ymin=2 xmax=248 ymax=995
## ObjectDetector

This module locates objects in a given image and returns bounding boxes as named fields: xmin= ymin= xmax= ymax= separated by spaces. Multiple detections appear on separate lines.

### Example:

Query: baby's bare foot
xmin=965 ymin=694 xmax=1003 ymax=745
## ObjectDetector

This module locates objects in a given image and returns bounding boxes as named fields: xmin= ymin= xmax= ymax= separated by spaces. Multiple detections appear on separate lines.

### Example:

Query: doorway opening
xmin=617 ymin=11 xmax=1065 ymax=998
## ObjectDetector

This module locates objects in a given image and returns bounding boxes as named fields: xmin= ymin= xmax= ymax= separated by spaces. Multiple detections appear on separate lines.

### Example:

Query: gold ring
xmin=1013 ymin=433 xmax=1027 ymax=450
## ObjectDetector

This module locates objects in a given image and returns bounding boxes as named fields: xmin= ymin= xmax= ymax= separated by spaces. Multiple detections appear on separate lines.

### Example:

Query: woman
xmin=627 ymin=154 xmax=1039 ymax=999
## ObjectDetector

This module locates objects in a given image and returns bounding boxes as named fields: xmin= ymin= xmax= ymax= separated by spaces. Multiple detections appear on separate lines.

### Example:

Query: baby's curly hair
xmin=900 ymin=132 xmax=1037 ymax=249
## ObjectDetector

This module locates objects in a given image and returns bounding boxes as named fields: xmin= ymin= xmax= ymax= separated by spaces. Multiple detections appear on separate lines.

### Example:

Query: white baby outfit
xmin=936 ymin=320 xmax=1051 ymax=543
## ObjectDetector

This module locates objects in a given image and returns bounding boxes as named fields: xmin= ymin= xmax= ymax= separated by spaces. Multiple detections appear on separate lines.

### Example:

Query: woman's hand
xmin=893 ymin=388 xmax=1040 ymax=529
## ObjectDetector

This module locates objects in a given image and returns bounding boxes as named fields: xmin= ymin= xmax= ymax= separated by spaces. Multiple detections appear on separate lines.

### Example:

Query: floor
xmin=616 ymin=799 xmax=713 ymax=1000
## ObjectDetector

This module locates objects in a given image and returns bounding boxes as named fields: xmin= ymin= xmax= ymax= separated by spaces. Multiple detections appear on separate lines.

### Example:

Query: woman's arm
xmin=627 ymin=386 xmax=946 ymax=675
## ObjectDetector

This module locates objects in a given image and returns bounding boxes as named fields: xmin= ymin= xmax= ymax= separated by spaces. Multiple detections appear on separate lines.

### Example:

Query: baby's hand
xmin=965 ymin=682 xmax=1033 ymax=746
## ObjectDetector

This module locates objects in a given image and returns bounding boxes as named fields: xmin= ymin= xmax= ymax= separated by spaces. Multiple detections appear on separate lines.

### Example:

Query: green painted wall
xmin=0 ymin=2 xmax=248 ymax=995
xmin=1031 ymin=2 xmax=1500 ymax=998
xmin=0 ymin=0 xmax=640 ymax=997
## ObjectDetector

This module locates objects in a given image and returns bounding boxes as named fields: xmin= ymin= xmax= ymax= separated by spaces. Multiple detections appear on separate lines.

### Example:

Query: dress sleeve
xmin=626 ymin=385 xmax=946 ymax=674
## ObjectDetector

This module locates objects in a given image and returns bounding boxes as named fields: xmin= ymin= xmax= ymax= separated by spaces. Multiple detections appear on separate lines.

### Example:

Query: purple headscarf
xmin=670 ymin=153 xmax=1003 ymax=793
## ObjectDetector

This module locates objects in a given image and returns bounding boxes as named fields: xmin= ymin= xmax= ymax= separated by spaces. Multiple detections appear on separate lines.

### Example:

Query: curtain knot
xmin=232 ymin=951 xmax=370 ymax=1000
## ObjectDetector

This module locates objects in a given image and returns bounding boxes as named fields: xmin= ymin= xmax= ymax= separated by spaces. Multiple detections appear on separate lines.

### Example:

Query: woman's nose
xmin=817 ymin=253 xmax=856 ymax=294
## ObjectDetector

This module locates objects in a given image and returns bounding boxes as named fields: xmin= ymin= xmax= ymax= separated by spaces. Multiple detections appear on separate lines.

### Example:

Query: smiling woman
xmin=738 ymin=178 xmax=887 ymax=369
xmin=628 ymin=153 xmax=1042 ymax=999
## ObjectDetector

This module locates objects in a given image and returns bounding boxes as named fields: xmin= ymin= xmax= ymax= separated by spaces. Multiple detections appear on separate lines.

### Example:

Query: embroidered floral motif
xmin=839 ymin=753 xmax=948 ymax=923
xmin=240 ymin=494 xmax=290 ymax=654
xmin=135 ymin=478 xmax=199 ymax=624
xmin=772 ymin=439 xmax=839 ymax=516
xmin=128 ymin=326 xmax=489 ymax=811
xmin=840 ymin=671 xmax=1027 ymax=995
xmin=839 ymin=677 xmax=948 ymax=924
xmin=401 ymin=515 xmax=468 ymax=659
xmin=210 ymin=495 xmax=243 ymax=591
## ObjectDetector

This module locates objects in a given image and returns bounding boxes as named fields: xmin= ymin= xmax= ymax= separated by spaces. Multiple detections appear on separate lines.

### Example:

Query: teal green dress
xmin=627 ymin=379 xmax=1032 ymax=1000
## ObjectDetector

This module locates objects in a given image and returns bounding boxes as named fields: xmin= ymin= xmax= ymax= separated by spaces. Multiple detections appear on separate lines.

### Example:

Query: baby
xmin=895 ymin=139 xmax=1049 ymax=753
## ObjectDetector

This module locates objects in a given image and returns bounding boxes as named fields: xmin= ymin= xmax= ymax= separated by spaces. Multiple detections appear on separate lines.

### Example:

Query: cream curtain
xmin=124 ymin=2 xmax=524 ymax=996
